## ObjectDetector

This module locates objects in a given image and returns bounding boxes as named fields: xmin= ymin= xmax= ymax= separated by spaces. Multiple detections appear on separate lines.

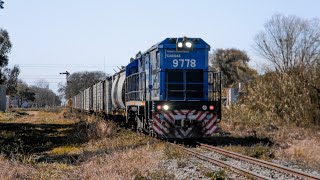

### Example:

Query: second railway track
xmin=176 ymin=142 xmax=320 ymax=180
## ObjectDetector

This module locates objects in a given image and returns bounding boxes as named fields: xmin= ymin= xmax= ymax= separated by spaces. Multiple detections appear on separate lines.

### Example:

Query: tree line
xmin=15 ymin=80 xmax=61 ymax=108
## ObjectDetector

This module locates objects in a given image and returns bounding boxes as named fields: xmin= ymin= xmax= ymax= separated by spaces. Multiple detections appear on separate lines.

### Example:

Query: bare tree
xmin=254 ymin=14 xmax=320 ymax=72
xmin=35 ymin=79 xmax=49 ymax=89
xmin=59 ymin=71 xmax=106 ymax=99
xmin=29 ymin=85 xmax=61 ymax=108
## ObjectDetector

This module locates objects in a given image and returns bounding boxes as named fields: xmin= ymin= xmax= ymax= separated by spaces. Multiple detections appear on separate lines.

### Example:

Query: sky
xmin=1 ymin=0 xmax=320 ymax=93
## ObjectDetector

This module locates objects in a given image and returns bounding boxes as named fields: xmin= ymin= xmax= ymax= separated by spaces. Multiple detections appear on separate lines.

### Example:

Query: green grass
xmin=205 ymin=169 xmax=228 ymax=180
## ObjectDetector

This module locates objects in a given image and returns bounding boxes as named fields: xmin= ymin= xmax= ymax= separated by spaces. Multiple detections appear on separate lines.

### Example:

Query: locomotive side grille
xmin=186 ymin=70 xmax=204 ymax=98
xmin=166 ymin=70 xmax=204 ymax=100
xmin=167 ymin=71 xmax=184 ymax=98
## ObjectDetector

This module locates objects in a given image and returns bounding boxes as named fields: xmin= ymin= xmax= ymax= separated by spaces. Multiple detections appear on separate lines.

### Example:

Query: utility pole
xmin=59 ymin=71 xmax=70 ymax=108
xmin=59 ymin=71 xmax=70 ymax=83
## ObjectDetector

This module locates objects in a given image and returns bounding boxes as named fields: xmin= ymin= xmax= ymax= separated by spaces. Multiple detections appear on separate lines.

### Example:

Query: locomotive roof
xmin=143 ymin=37 xmax=210 ymax=54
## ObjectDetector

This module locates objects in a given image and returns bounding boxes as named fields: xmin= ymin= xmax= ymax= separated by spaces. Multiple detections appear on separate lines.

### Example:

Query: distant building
xmin=226 ymin=83 xmax=245 ymax=107
xmin=21 ymin=101 xmax=29 ymax=108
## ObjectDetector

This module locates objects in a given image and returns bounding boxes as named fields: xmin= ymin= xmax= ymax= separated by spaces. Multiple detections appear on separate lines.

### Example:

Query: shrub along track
xmin=173 ymin=142 xmax=320 ymax=180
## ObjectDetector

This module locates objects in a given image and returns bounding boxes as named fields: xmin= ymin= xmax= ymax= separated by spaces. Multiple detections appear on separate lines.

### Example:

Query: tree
xmin=0 ymin=28 xmax=11 ymax=68
xmin=35 ymin=79 xmax=50 ymax=89
xmin=15 ymin=80 xmax=35 ymax=108
xmin=0 ymin=28 xmax=12 ymax=84
xmin=130 ymin=51 xmax=142 ymax=62
xmin=58 ymin=71 xmax=106 ymax=99
xmin=0 ymin=1 xmax=4 ymax=9
xmin=254 ymin=14 xmax=320 ymax=72
xmin=0 ymin=28 xmax=20 ymax=95
xmin=29 ymin=86 xmax=61 ymax=108
xmin=2 ymin=65 xmax=20 ymax=95
xmin=210 ymin=48 xmax=257 ymax=87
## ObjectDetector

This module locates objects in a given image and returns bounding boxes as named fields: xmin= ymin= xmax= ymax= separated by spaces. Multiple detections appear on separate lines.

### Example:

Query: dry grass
xmin=278 ymin=139 xmax=320 ymax=165
xmin=0 ymin=110 xmax=77 ymax=125
xmin=0 ymin=111 xmax=26 ymax=121
xmin=271 ymin=124 xmax=320 ymax=168
xmin=0 ymin=109 xmax=171 ymax=179
xmin=221 ymin=107 xmax=320 ymax=169
xmin=81 ymin=146 xmax=160 ymax=179
xmin=0 ymin=154 xmax=37 ymax=179
xmin=163 ymin=143 xmax=185 ymax=160
xmin=15 ymin=107 xmax=63 ymax=113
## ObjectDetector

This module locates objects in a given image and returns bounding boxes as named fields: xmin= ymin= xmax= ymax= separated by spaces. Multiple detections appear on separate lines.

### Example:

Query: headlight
xmin=163 ymin=105 xmax=169 ymax=111
xmin=177 ymin=42 xmax=183 ymax=48
xmin=202 ymin=105 xmax=207 ymax=110
xmin=185 ymin=41 xmax=192 ymax=48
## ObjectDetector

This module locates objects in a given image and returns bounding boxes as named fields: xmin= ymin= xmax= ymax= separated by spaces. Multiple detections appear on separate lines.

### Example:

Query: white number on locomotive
xmin=172 ymin=59 xmax=196 ymax=68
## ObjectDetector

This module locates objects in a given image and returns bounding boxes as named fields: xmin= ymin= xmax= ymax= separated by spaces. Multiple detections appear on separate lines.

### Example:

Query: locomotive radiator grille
xmin=152 ymin=110 xmax=218 ymax=138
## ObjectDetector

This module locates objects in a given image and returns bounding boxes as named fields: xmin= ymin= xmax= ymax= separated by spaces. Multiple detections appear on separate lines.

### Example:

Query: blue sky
xmin=1 ymin=0 xmax=320 ymax=93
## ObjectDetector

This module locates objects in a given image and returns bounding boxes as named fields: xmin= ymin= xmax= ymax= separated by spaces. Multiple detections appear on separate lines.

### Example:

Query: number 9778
xmin=172 ymin=59 xmax=196 ymax=68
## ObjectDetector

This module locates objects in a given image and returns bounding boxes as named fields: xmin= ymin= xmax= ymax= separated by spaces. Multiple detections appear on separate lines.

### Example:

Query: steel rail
xmin=198 ymin=143 xmax=320 ymax=180
xmin=178 ymin=145 xmax=272 ymax=180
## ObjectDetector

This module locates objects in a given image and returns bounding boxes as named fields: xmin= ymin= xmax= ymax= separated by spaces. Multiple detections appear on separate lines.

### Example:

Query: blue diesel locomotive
xmin=72 ymin=37 xmax=221 ymax=139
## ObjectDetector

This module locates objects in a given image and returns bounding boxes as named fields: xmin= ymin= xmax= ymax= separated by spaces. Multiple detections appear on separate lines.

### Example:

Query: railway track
xmin=177 ymin=143 xmax=320 ymax=180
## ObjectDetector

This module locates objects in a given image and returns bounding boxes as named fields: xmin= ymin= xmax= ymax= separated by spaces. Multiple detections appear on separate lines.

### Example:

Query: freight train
xmin=72 ymin=37 xmax=222 ymax=139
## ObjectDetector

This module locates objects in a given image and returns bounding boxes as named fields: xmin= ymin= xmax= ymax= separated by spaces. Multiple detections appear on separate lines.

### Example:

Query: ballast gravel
xmin=156 ymin=147 xmax=320 ymax=179
xmin=159 ymin=156 xmax=247 ymax=180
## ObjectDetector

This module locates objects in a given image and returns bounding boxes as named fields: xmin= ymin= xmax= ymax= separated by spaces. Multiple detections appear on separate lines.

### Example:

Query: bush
xmin=228 ymin=66 xmax=320 ymax=127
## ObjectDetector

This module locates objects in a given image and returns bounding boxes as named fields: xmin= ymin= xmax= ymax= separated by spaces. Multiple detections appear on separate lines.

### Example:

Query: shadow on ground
xmin=0 ymin=122 xmax=88 ymax=162
xmin=0 ymin=121 xmax=151 ymax=164
xmin=201 ymin=135 xmax=273 ymax=146
xmin=168 ymin=135 xmax=273 ymax=148
xmin=0 ymin=119 xmax=274 ymax=164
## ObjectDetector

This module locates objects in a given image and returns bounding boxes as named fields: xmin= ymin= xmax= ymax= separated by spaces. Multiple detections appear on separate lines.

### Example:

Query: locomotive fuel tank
xmin=111 ymin=70 xmax=126 ymax=109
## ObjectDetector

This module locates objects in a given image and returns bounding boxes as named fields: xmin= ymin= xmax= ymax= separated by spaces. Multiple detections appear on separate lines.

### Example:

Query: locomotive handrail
xmin=125 ymin=71 xmax=146 ymax=102
xmin=208 ymin=71 xmax=222 ymax=101
xmin=126 ymin=71 xmax=145 ymax=79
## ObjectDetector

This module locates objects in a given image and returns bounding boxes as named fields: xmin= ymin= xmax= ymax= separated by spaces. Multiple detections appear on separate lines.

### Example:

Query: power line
xmin=20 ymin=78 xmax=66 ymax=79
xmin=19 ymin=63 xmax=113 ymax=65
xmin=23 ymin=82 xmax=64 ymax=84
xmin=18 ymin=64 xmax=120 ymax=67
xmin=19 ymin=66 xmax=115 ymax=69
xmin=21 ymin=75 xmax=66 ymax=77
